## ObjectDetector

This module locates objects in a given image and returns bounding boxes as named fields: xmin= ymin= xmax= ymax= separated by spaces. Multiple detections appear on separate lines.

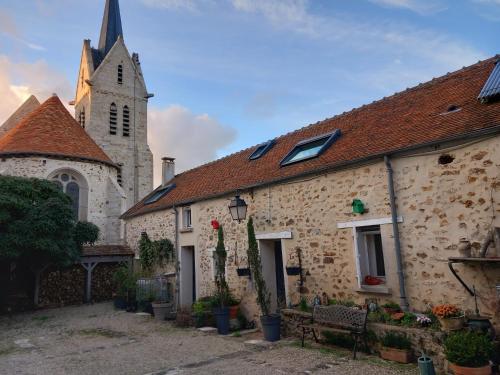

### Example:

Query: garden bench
xmin=300 ymin=305 xmax=369 ymax=359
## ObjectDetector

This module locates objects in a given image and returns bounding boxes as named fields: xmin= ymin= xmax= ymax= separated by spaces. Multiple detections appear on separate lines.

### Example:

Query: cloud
xmin=141 ymin=0 xmax=206 ymax=11
xmin=148 ymin=105 xmax=237 ymax=185
xmin=230 ymin=0 xmax=483 ymax=74
xmin=368 ymin=0 xmax=447 ymax=15
xmin=0 ymin=9 xmax=46 ymax=51
xmin=0 ymin=56 xmax=73 ymax=125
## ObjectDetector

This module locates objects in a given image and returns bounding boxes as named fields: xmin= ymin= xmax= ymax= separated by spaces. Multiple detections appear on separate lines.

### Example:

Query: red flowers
xmin=211 ymin=220 xmax=220 ymax=230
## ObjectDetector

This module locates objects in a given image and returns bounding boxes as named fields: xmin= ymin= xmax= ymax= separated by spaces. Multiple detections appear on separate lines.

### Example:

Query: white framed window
xmin=182 ymin=206 xmax=192 ymax=229
xmin=351 ymin=224 xmax=387 ymax=288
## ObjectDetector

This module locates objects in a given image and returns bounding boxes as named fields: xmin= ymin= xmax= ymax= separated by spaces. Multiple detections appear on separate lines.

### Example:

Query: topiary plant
xmin=444 ymin=331 xmax=493 ymax=367
xmin=247 ymin=217 xmax=271 ymax=316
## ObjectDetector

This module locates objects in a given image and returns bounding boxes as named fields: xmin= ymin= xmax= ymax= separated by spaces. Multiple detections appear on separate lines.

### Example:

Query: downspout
xmin=384 ymin=155 xmax=409 ymax=311
xmin=173 ymin=205 xmax=180 ymax=310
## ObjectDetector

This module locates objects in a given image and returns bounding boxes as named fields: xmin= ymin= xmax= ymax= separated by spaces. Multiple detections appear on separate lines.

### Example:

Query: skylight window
xmin=280 ymin=130 xmax=341 ymax=167
xmin=249 ymin=139 xmax=276 ymax=160
xmin=144 ymin=184 xmax=176 ymax=205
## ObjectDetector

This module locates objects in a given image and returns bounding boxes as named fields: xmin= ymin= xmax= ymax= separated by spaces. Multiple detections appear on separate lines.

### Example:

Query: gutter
xmin=173 ymin=206 xmax=180 ymax=310
xmin=384 ymin=155 xmax=409 ymax=311
xmin=122 ymin=125 xmax=500 ymax=219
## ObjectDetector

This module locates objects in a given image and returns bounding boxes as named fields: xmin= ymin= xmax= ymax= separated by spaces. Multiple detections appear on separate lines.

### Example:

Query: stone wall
xmin=0 ymin=156 xmax=125 ymax=245
xmin=281 ymin=309 xmax=447 ymax=373
xmin=124 ymin=135 xmax=500 ymax=326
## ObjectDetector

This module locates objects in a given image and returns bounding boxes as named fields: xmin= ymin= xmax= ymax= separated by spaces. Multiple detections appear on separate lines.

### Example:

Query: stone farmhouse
xmin=122 ymin=57 xmax=500 ymax=325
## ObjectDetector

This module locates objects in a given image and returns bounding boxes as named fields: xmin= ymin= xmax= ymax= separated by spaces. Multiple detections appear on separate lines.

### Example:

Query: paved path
xmin=0 ymin=303 xmax=418 ymax=375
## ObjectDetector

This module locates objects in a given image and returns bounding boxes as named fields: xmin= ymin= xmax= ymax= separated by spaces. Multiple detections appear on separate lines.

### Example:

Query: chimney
xmin=162 ymin=157 xmax=175 ymax=186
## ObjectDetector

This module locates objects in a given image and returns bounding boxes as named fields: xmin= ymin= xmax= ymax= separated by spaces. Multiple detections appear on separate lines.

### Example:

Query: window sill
xmin=180 ymin=227 xmax=193 ymax=233
xmin=355 ymin=285 xmax=391 ymax=295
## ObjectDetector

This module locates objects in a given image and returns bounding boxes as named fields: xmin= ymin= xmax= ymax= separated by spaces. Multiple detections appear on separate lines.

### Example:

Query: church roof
xmin=0 ymin=95 xmax=115 ymax=167
xmin=0 ymin=95 xmax=40 ymax=138
xmin=98 ymin=0 xmax=123 ymax=58
xmin=123 ymin=56 xmax=500 ymax=219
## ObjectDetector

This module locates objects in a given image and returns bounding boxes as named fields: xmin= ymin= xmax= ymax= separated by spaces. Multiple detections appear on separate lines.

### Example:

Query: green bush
xmin=444 ymin=331 xmax=493 ymax=367
xmin=381 ymin=332 xmax=412 ymax=350
xmin=328 ymin=299 xmax=356 ymax=307
xmin=299 ymin=297 xmax=309 ymax=312
xmin=400 ymin=312 xmax=416 ymax=327
xmin=322 ymin=331 xmax=355 ymax=349
xmin=381 ymin=301 xmax=400 ymax=310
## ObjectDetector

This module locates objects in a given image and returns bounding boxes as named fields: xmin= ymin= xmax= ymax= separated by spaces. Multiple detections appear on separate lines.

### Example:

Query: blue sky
xmin=0 ymin=0 xmax=498 ymax=183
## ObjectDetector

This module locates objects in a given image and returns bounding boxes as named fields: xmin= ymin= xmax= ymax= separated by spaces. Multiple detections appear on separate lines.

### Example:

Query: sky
xmin=0 ymin=0 xmax=499 ymax=185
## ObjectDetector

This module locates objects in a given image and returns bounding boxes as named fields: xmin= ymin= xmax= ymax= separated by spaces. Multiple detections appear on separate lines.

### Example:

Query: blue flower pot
xmin=261 ymin=314 xmax=281 ymax=342
xmin=213 ymin=307 xmax=230 ymax=335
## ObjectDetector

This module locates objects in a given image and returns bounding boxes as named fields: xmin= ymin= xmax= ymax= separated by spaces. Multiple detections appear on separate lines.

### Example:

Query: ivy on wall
xmin=138 ymin=232 xmax=175 ymax=275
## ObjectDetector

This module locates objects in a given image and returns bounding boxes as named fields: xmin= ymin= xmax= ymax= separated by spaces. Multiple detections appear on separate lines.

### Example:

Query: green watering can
xmin=418 ymin=352 xmax=436 ymax=375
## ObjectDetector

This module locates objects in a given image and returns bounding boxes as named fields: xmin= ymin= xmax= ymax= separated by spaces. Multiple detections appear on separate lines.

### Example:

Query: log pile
xmin=39 ymin=265 xmax=85 ymax=307
xmin=91 ymin=263 xmax=120 ymax=302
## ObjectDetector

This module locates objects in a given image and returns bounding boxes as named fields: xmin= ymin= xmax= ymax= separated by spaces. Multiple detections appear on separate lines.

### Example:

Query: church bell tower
xmin=74 ymin=0 xmax=153 ymax=209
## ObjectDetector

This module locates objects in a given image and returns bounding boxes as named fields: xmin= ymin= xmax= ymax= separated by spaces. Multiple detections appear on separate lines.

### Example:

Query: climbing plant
xmin=247 ymin=217 xmax=271 ymax=316
xmin=138 ymin=232 xmax=175 ymax=275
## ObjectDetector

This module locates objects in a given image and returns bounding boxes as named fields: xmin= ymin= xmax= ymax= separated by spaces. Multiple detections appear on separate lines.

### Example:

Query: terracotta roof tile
xmin=0 ymin=95 xmax=114 ymax=167
xmin=123 ymin=57 xmax=500 ymax=219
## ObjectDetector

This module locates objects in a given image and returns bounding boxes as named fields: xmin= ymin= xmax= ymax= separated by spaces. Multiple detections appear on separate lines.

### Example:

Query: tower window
xmin=117 ymin=164 xmax=123 ymax=187
xmin=123 ymin=106 xmax=130 ymax=137
xmin=79 ymin=107 xmax=85 ymax=128
xmin=118 ymin=65 xmax=123 ymax=84
xmin=109 ymin=103 xmax=117 ymax=135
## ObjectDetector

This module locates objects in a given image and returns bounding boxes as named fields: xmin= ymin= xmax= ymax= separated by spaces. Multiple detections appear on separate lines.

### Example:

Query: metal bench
xmin=300 ymin=305 xmax=368 ymax=359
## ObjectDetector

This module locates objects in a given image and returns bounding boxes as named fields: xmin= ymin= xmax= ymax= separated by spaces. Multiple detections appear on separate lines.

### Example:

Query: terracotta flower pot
xmin=379 ymin=347 xmax=413 ymax=364
xmin=438 ymin=315 xmax=465 ymax=332
xmin=229 ymin=305 xmax=239 ymax=319
xmin=449 ymin=362 xmax=491 ymax=375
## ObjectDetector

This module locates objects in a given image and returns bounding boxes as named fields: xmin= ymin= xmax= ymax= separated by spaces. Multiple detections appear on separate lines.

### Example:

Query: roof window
xmin=144 ymin=184 xmax=176 ymax=205
xmin=249 ymin=139 xmax=276 ymax=160
xmin=280 ymin=130 xmax=341 ymax=167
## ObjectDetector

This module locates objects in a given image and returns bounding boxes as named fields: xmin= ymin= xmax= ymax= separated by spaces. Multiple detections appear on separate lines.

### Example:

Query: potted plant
xmin=382 ymin=301 xmax=401 ymax=315
xmin=247 ymin=217 xmax=280 ymax=342
xmin=444 ymin=331 xmax=493 ymax=375
xmin=112 ymin=265 xmax=137 ymax=310
xmin=213 ymin=225 xmax=230 ymax=335
xmin=432 ymin=304 xmax=465 ymax=332
xmin=228 ymin=295 xmax=240 ymax=320
xmin=379 ymin=332 xmax=413 ymax=364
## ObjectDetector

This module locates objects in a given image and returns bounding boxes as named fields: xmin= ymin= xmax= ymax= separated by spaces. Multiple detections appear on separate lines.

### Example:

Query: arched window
xmin=118 ymin=64 xmax=123 ymax=84
xmin=109 ymin=103 xmax=117 ymax=135
xmin=79 ymin=107 xmax=85 ymax=128
xmin=50 ymin=172 xmax=87 ymax=221
xmin=123 ymin=106 xmax=130 ymax=137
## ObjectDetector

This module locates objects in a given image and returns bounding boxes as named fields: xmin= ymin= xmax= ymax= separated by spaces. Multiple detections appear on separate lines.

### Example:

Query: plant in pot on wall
xmin=247 ymin=217 xmax=281 ymax=342
xmin=444 ymin=331 xmax=493 ymax=375
xmin=379 ymin=332 xmax=413 ymax=364
xmin=432 ymin=304 xmax=465 ymax=332
xmin=213 ymin=225 xmax=231 ymax=335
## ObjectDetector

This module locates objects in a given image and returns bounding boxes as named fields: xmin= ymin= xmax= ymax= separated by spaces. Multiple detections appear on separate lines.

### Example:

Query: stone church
xmin=0 ymin=0 xmax=153 ymax=247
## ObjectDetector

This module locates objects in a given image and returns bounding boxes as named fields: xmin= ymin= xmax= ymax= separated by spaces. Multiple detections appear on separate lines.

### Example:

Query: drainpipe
xmin=384 ymin=155 xmax=409 ymax=311
xmin=173 ymin=205 xmax=180 ymax=310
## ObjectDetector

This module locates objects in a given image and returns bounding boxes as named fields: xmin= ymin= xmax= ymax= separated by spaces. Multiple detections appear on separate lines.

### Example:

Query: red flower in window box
xmin=364 ymin=275 xmax=384 ymax=285
xmin=211 ymin=220 xmax=220 ymax=230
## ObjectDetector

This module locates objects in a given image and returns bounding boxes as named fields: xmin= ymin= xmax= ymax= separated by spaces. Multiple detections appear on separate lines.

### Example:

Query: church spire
xmin=98 ymin=0 xmax=123 ymax=57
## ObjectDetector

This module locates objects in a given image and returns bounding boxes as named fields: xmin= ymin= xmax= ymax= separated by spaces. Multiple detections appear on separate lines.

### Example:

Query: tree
xmin=214 ymin=225 xmax=229 ymax=307
xmin=0 ymin=176 xmax=99 ymax=305
xmin=247 ymin=217 xmax=270 ymax=316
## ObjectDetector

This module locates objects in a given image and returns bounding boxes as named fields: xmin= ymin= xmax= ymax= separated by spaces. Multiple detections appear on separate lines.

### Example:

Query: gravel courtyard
xmin=0 ymin=303 xmax=419 ymax=375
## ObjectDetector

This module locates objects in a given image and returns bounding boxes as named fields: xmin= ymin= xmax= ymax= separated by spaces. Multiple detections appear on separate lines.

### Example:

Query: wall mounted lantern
xmin=229 ymin=194 xmax=247 ymax=222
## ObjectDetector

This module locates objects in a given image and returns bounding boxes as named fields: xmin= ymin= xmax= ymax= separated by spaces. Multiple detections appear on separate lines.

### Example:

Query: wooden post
xmin=82 ymin=262 xmax=98 ymax=303
xmin=33 ymin=264 xmax=50 ymax=307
